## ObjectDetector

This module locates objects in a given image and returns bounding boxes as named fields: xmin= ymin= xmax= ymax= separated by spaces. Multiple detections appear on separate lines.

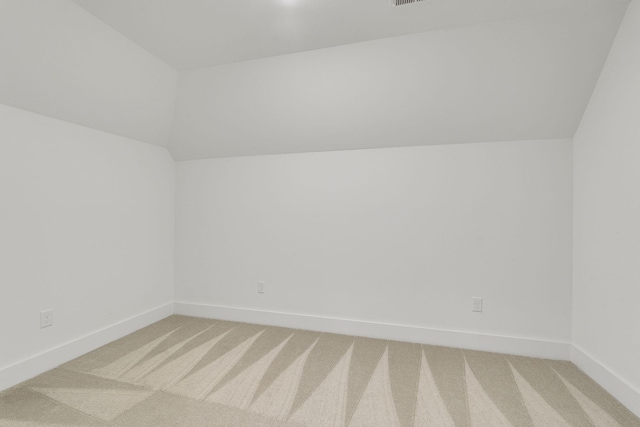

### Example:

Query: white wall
xmin=175 ymin=139 xmax=573 ymax=345
xmin=0 ymin=104 xmax=175 ymax=378
xmin=0 ymin=0 xmax=177 ymax=147
xmin=572 ymin=0 xmax=640 ymax=413
xmin=169 ymin=6 xmax=624 ymax=160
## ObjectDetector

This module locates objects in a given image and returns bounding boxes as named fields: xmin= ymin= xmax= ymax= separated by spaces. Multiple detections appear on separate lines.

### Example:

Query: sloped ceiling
xmin=0 ymin=0 xmax=177 ymax=148
xmin=71 ymin=0 xmax=627 ymax=71
xmin=1 ymin=0 xmax=630 ymax=159
xmin=70 ymin=0 xmax=629 ymax=160
xmin=168 ymin=4 xmax=627 ymax=160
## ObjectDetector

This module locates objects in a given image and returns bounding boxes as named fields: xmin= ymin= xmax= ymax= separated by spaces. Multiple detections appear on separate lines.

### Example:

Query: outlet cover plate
xmin=472 ymin=297 xmax=483 ymax=312
xmin=40 ymin=309 xmax=54 ymax=328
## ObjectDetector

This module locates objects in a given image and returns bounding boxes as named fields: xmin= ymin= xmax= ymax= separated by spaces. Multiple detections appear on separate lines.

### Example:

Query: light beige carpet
xmin=1 ymin=315 xmax=638 ymax=426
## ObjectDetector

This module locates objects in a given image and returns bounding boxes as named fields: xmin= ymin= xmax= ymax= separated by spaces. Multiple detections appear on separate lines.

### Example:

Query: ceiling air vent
xmin=392 ymin=0 xmax=425 ymax=6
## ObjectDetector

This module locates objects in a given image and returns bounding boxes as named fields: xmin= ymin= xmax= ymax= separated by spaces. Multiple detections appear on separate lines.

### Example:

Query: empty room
xmin=1 ymin=0 xmax=639 ymax=425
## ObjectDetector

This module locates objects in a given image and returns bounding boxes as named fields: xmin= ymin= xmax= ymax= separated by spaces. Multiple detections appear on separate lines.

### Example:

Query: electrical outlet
xmin=40 ymin=309 xmax=54 ymax=328
xmin=257 ymin=281 xmax=265 ymax=294
xmin=472 ymin=297 xmax=483 ymax=312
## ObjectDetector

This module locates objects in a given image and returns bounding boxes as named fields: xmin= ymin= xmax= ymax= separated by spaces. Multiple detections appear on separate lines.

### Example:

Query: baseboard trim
xmin=571 ymin=345 xmax=640 ymax=418
xmin=0 ymin=303 xmax=173 ymax=392
xmin=174 ymin=302 xmax=570 ymax=360
xmin=5 ymin=301 xmax=637 ymax=419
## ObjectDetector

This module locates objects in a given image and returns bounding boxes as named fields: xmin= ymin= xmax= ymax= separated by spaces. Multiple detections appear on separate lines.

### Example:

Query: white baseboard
xmin=0 ymin=303 xmax=173 ymax=392
xmin=174 ymin=302 xmax=570 ymax=360
xmin=571 ymin=345 xmax=640 ymax=418
xmin=5 ymin=300 xmax=637 ymax=419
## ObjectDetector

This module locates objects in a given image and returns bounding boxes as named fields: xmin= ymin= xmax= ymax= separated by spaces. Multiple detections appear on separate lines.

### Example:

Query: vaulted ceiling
xmin=1 ymin=0 xmax=630 ymax=160
xmin=71 ymin=0 xmax=626 ymax=70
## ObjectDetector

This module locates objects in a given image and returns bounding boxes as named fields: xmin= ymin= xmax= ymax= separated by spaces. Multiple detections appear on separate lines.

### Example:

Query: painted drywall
xmin=573 ymin=0 xmax=640 ymax=407
xmin=0 ymin=104 xmax=175 ymax=373
xmin=169 ymin=6 xmax=624 ymax=160
xmin=71 ymin=0 xmax=625 ymax=69
xmin=0 ymin=0 xmax=177 ymax=147
xmin=175 ymin=139 xmax=573 ymax=343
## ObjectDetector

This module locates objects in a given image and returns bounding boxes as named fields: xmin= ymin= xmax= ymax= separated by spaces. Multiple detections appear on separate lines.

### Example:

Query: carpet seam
xmin=28 ymin=387 xmax=112 ymax=426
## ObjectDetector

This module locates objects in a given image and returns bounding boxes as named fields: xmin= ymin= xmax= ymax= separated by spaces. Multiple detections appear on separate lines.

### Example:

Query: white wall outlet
xmin=472 ymin=297 xmax=483 ymax=312
xmin=40 ymin=309 xmax=54 ymax=328
xmin=257 ymin=281 xmax=265 ymax=294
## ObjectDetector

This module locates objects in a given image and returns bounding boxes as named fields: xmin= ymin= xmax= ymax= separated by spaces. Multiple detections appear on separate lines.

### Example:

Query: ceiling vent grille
xmin=392 ymin=0 xmax=425 ymax=6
